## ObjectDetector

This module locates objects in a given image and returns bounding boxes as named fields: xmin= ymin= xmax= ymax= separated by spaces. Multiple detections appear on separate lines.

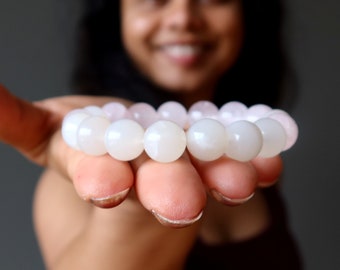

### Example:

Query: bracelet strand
xmin=61 ymin=101 xmax=298 ymax=163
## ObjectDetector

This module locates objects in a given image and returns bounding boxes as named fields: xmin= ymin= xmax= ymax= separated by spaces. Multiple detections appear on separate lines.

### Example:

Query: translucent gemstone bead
xmin=246 ymin=104 xmax=272 ymax=122
xmin=128 ymin=103 xmax=159 ymax=128
xmin=218 ymin=101 xmax=248 ymax=125
xmin=61 ymin=109 xmax=90 ymax=149
xmin=84 ymin=105 xmax=107 ymax=117
xmin=144 ymin=120 xmax=186 ymax=163
xmin=255 ymin=118 xmax=287 ymax=158
xmin=265 ymin=110 xmax=298 ymax=150
xmin=102 ymin=102 xmax=128 ymax=122
xmin=105 ymin=119 xmax=144 ymax=161
xmin=186 ymin=119 xmax=227 ymax=162
xmin=188 ymin=101 xmax=218 ymax=125
xmin=77 ymin=116 xmax=110 ymax=156
xmin=225 ymin=120 xmax=263 ymax=162
xmin=157 ymin=101 xmax=188 ymax=128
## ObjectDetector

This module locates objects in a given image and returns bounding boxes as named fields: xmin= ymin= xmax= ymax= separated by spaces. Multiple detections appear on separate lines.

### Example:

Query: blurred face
xmin=121 ymin=0 xmax=244 ymax=102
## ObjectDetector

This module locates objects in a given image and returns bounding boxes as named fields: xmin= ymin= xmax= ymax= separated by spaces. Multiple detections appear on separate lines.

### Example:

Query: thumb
xmin=0 ymin=84 xmax=59 ymax=163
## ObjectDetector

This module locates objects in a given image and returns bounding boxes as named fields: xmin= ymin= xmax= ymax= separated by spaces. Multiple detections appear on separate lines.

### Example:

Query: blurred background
xmin=0 ymin=0 xmax=339 ymax=269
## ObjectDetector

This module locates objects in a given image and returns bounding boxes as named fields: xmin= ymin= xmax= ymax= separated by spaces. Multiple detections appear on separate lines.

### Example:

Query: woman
xmin=0 ymin=0 xmax=302 ymax=269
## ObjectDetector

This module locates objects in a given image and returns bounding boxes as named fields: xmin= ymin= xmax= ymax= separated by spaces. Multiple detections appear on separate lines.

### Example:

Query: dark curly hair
xmin=72 ymin=0 xmax=290 ymax=108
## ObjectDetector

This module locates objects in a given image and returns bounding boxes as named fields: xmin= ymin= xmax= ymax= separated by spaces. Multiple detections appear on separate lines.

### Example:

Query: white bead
xmin=255 ymin=118 xmax=287 ymax=158
xmin=186 ymin=119 xmax=227 ymax=162
xmin=157 ymin=101 xmax=188 ymax=128
xmin=61 ymin=109 xmax=90 ymax=149
xmin=105 ymin=119 xmax=144 ymax=161
xmin=144 ymin=120 xmax=186 ymax=163
xmin=77 ymin=116 xmax=110 ymax=156
xmin=225 ymin=120 xmax=263 ymax=162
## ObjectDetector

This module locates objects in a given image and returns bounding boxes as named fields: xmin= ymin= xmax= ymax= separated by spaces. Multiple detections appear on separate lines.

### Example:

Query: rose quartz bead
xmin=264 ymin=109 xmax=299 ymax=150
xmin=255 ymin=118 xmax=287 ymax=158
xmin=102 ymin=102 xmax=129 ymax=122
xmin=84 ymin=105 xmax=107 ymax=117
xmin=246 ymin=104 xmax=272 ymax=122
xmin=218 ymin=101 xmax=248 ymax=125
xmin=144 ymin=120 xmax=186 ymax=163
xmin=186 ymin=119 xmax=227 ymax=161
xmin=225 ymin=120 xmax=263 ymax=162
xmin=105 ymin=119 xmax=144 ymax=161
xmin=157 ymin=101 xmax=188 ymax=128
xmin=188 ymin=101 xmax=219 ymax=125
xmin=77 ymin=116 xmax=110 ymax=156
xmin=128 ymin=103 xmax=159 ymax=128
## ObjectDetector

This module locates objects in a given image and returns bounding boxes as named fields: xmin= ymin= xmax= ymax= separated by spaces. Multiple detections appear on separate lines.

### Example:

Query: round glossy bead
xmin=265 ymin=109 xmax=298 ymax=150
xmin=218 ymin=101 xmax=248 ymax=125
xmin=105 ymin=119 xmax=144 ymax=161
xmin=246 ymin=104 xmax=272 ymax=122
xmin=61 ymin=109 xmax=90 ymax=149
xmin=255 ymin=118 xmax=287 ymax=158
xmin=186 ymin=118 xmax=227 ymax=162
xmin=157 ymin=101 xmax=188 ymax=128
xmin=84 ymin=105 xmax=107 ymax=117
xmin=102 ymin=102 xmax=128 ymax=122
xmin=188 ymin=101 xmax=218 ymax=125
xmin=225 ymin=120 xmax=263 ymax=162
xmin=144 ymin=120 xmax=186 ymax=163
xmin=77 ymin=116 xmax=110 ymax=156
xmin=128 ymin=102 xmax=159 ymax=128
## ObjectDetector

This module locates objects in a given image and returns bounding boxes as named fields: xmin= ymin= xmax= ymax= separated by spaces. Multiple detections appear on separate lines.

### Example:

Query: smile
xmin=161 ymin=45 xmax=202 ymax=58
xmin=158 ymin=44 xmax=205 ymax=66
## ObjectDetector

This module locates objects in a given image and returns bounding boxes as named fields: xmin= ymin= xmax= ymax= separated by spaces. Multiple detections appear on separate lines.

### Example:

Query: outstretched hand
xmin=0 ymin=84 xmax=282 ymax=227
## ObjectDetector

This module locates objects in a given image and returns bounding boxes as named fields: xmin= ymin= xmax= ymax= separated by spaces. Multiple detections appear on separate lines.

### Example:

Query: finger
xmin=0 ymin=84 xmax=127 ymax=164
xmin=192 ymin=157 xmax=258 ymax=206
xmin=36 ymin=121 xmax=135 ymax=209
xmin=0 ymin=85 xmax=134 ymax=207
xmin=251 ymin=156 xmax=283 ymax=187
xmin=0 ymin=84 xmax=58 ymax=162
xmin=133 ymin=153 xmax=207 ymax=228
xmin=72 ymin=154 xmax=134 ymax=208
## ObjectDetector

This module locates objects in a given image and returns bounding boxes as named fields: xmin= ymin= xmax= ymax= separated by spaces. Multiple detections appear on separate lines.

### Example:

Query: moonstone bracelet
xmin=61 ymin=101 xmax=298 ymax=163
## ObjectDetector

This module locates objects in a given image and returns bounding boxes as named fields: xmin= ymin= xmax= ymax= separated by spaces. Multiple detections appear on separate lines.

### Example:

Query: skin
xmin=0 ymin=0 xmax=284 ymax=269
xmin=121 ymin=0 xmax=244 ymax=106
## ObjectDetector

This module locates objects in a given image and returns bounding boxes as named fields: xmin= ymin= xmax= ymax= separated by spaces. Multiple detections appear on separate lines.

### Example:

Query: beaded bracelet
xmin=61 ymin=101 xmax=298 ymax=163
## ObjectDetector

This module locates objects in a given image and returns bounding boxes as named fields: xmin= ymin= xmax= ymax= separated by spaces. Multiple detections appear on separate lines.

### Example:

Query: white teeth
xmin=163 ymin=45 xmax=200 ymax=57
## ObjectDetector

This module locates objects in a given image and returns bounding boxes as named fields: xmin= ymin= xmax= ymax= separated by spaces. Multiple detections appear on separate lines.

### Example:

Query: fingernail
xmin=151 ymin=210 xmax=203 ymax=228
xmin=210 ymin=189 xmax=254 ymax=206
xmin=258 ymin=181 xmax=275 ymax=188
xmin=89 ymin=188 xmax=130 ymax=208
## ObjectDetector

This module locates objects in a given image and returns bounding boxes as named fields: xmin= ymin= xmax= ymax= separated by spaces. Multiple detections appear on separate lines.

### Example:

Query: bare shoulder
xmin=33 ymin=168 xmax=92 ymax=267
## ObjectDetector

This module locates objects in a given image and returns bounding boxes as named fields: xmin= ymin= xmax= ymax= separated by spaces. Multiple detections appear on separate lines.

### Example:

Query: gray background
xmin=0 ymin=1 xmax=339 ymax=269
